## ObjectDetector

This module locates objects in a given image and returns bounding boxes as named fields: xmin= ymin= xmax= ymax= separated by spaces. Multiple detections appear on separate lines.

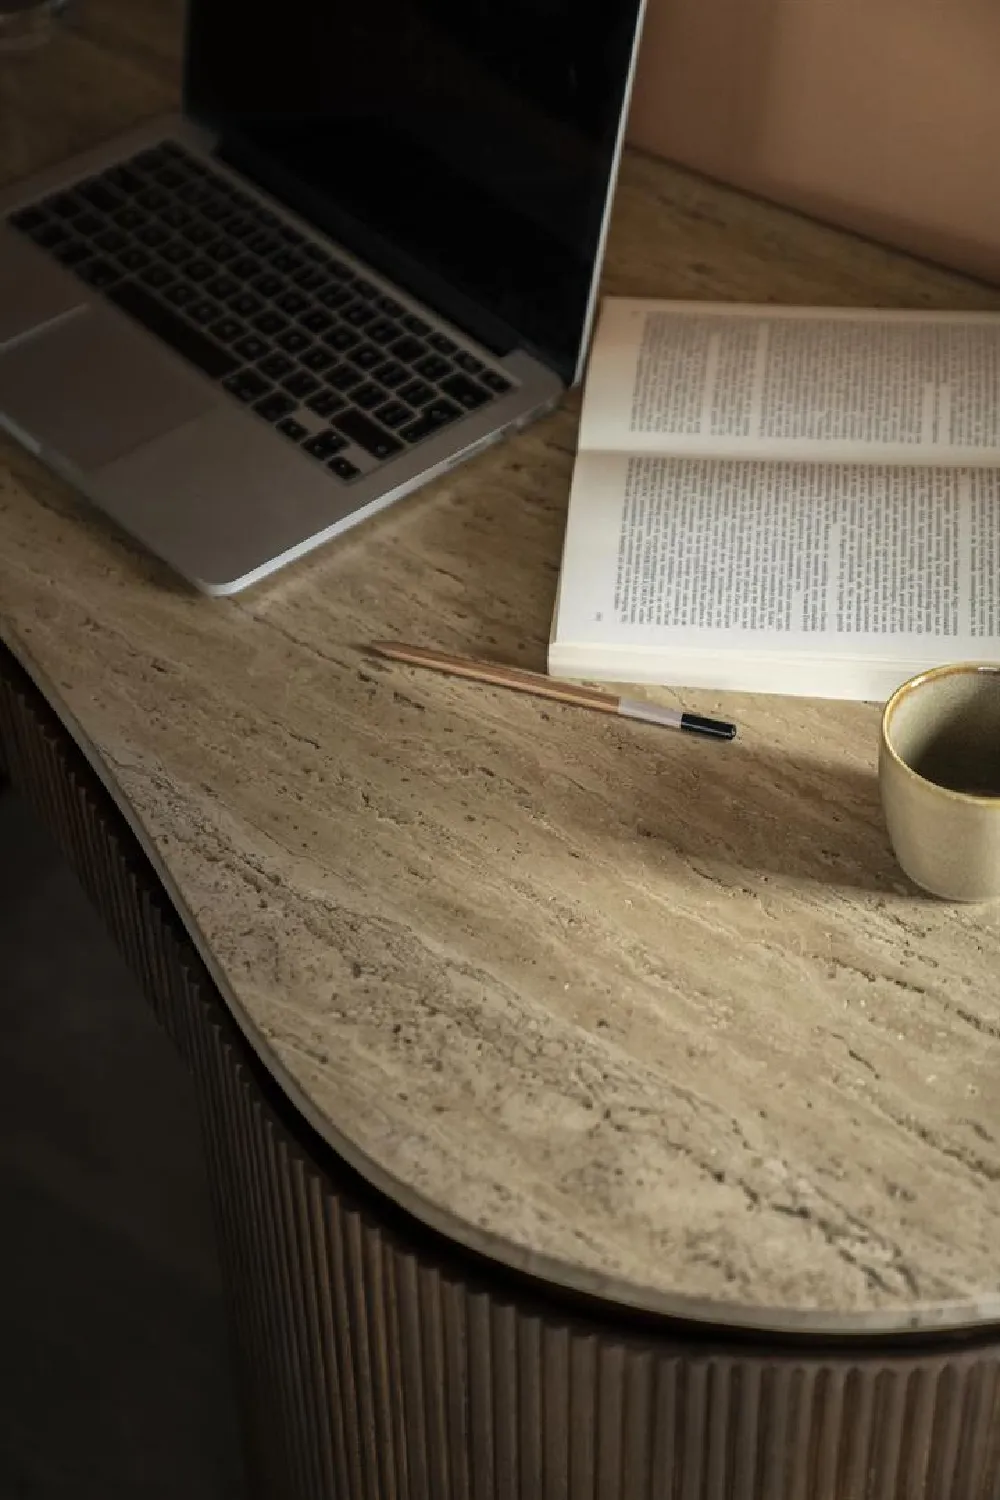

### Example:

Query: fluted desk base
xmin=1 ymin=644 xmax=997 ymax=1500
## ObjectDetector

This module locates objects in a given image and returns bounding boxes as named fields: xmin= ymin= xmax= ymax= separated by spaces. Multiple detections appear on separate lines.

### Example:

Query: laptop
xmin=0 ymin=0 xmax=647 ymax=595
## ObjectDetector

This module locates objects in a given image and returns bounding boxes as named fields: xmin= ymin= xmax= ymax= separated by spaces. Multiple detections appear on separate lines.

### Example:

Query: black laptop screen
xmin=184 ymin=0 xmax=645 ymax=383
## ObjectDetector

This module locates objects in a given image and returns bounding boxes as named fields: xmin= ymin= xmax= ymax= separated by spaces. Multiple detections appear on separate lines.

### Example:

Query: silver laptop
xmin=0 ymin=0 xmax=647 ymax=595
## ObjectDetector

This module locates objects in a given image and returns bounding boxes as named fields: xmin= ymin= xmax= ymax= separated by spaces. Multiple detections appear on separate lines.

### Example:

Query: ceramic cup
xmin=880 ymin=662 xmax=1000 ymax=900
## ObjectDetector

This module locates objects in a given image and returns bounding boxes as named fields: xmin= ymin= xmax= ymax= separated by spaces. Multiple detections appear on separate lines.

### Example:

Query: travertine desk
xmin=2 ymin=5 xmax=999 ymax=1497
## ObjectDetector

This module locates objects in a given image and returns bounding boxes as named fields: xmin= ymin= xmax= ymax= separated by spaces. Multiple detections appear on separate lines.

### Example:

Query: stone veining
xmin=2 ymin=54 xmax=1000 ymax=1332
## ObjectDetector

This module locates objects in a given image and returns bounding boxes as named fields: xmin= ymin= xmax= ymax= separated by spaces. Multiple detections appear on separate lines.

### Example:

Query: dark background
xmin=0 ymin=788 xmax=245 ymax=1500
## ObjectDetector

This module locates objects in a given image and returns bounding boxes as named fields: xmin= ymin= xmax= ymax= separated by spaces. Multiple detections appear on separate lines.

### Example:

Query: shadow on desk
xmin=627 ymin=744 xmax=902 ymax=896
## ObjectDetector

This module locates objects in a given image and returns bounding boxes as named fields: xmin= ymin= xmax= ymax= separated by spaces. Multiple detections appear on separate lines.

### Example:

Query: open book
xmin=549 ymin=298 xmax=1000 ymax=700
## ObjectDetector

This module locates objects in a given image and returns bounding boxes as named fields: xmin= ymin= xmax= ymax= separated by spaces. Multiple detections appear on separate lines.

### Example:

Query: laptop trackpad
xmin=0 ymin=303 xmax=216 ymax=472
xmin=0 ymin=227 xmax=89 ymax=345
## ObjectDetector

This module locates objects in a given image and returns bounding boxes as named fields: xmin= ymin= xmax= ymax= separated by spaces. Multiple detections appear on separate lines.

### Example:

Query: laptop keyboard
xmin=6 ymin=141 xmax=514 ymax=482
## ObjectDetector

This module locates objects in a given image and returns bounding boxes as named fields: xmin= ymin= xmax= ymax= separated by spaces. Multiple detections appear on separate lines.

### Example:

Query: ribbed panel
xmin=3 ymin=645 xmax=1000 ymax=1500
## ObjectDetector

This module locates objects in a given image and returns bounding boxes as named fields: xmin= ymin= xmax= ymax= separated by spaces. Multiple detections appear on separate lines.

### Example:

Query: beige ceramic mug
xmin=880 ymin=663 xmax=1000 ymax=900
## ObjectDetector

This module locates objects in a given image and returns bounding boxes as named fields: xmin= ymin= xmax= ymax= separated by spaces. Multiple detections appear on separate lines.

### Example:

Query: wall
xmin=626 ymin=0 xmax=1000 ymax=285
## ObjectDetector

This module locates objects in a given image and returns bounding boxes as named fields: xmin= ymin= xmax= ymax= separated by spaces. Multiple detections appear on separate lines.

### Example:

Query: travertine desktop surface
xmin=1 ymin=0 xmax=998 ymax=1335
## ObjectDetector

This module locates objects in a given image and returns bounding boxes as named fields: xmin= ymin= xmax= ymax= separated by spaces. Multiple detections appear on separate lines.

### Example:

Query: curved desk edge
xmin=3 ymin=638 xmax=1000 ymax=1499
xmin=1 ymin=622 xmax=1000 ymax=1339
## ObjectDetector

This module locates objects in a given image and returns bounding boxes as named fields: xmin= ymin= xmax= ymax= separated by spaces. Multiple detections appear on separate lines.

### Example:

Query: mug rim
xmin=881 ymin=661 xmax=1000 ymax=804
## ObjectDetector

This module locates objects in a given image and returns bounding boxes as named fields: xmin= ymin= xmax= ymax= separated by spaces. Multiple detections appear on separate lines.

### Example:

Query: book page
xmin=579 ymin=299 xmax=1000 ymax=464
xmin=550 ymin=453 xmax=1000 ymax=693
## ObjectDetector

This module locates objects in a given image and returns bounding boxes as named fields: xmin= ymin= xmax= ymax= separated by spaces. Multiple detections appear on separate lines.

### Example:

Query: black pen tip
xmin=680 ymin=713 xmax=738 ymax=740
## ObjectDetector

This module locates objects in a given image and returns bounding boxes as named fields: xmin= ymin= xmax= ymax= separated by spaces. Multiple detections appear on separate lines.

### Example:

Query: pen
xmin=368 ymin=642 xmax=737 ymax=741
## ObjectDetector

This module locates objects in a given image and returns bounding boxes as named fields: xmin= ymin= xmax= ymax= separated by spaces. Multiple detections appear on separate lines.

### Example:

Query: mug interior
xmin=885 ymin=666 xmax=1000 ymax=797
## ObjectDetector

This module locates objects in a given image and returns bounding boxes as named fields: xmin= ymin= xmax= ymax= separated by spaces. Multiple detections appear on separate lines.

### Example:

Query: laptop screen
xmin=184 ymin=0 xmax=645 ymax=384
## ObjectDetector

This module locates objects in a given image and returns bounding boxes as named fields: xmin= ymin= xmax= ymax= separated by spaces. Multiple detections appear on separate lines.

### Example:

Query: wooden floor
xmin=0 ymin=787 xmax=245 ymax=1500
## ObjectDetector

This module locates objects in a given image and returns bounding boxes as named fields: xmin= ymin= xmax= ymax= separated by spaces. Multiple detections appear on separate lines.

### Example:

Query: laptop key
xmin=140 ymin=262 xmax=174 ymax=291
xmin=31 ymin=222 xmax=69 ymax=250
xmin=481 ymin=369 xmax=512 ymax=394
xmin=399 ymin=399 xmax=462 ymax=444
xmin=343 ymin=302 xmax=375 ymax=328
xmin=138 ymin=221 xmax=169 ymax=248
xmin=318 ymin=285 xmax=352 ymax=310
xmin=375 ymin=400 xmax=413 ymax=430
xmin=276 ymin=327 xmax=310 ymax=355
xmin=350 ymin=344 xmax=382 ymax=372
xmin=220 ymin=213 xmax=254 ymax=239
xmin=108 ymin=281 xmax=239 ymax=380
xmin=276 ymin=288 xmax=309 ymax=316
xmin=211 ymin=316 xmax=246 ymax=344
xmin=10 ymin=205 xmax=45 ymax=233
xmin=260 ymin=351 xmax=296 ymax=380
xmin=300 ymin=307 xmax=334 ymax=335
xmin=402 ymin=313 xmax=431 ymax=336
xmin=247 ymin=230 xmax=281 ymax=257
xmin=375 ymin=295 xmax=404 ymax=316
xmin=429 ymin=332 xmax=458 ymax=355
xmin=230 ymin=252 xmax=263 ymax=279
xmin=441 ymin=372 xmax=491 ymax=410
xmin=397 ymin=377 xmax=435 ymax=407
xmin=250 ymin=272 xmax=282 ymax=300
xmin=306 ymin=390 xmax=346 ymax=419
xmin=189 ymin=298 xmax=221 ymax=326
xmin=327 ymin=363 xmax=361 ymax=393
xmin=367 ymin=318 xmax=400 ymax=345
xmin=329 ymin=455 xmax=360 ymax=480
xmin=277 ymin=416 xmax=308 ymax=443
xmin=161 ymin=204 xmax=192 ymax=230
xmin=374 ymin=360 xmax=408 ymax=389
xmin=77 ymin=257 xmax=121 ymax=289
xmin=160 ymin=238 xmax=191 ymax=265
xmin=52 ymin=238 xmax=91 ymax=268
xmin=231 ymin=291 xmax=263 ymax=318
xmin=351 ymin=381 xmax=385 ymax=411
xmin=79 ymin=180 xmax=121 ymax=214
xmin=332 ymin=409 xmax=402 ymax=461
xmin=207 ymin=274 xmax=240 ymax=300
xmin=137 ymin=185 xmax=170 ymax=212
xmin=223 ymin=369 xmax=272 ymax=403
xmin=324 ymin=325 xmax=360 ymax=353
xmin=253 ymin=310 xmax=287 ymax=336
xmin=455 ymin=351 xmax=484 ymax=374
xmin=303 ymin=429 xmax=347 ymax=461
xmin=47 ymin=192 xmax=80 ymax=218
xmin=292 ymin=266 xmax=328 ymax=293
xmin=155 ymin=165 xmax=186 ymax=190
xmin=413 ymin=353 xmax=452 ymax=383
xmin=301 ymin=345 xmax=335 ymax=373
xmin=106 ymin=164 xmax=143 ymax=194
xmin=186 ymin=258 xmax=214 ymax=282
xmin=254 ymin=391 xmax=298 ymax=423
xmin=208 ymin=238 xmax=241 ymax=264
xmin=69 ymin=210 xmax=102 ymax=239
xmin=163 ymin=281 xmax=198 ymax=309
xmin=114 ymin=204 xmax=146 ymax=232
xmin=284 ymin=370 xmax=320 ymax=400
xmin=271 ymin=250 xmax=303 ymax=275
xmin=389 ymin=335 xmax=425 ymax=364
xmin=234 ymin=333 xmax=269 ymax=362
xmin=183 ymin=221 xmax=216 ymax=248
xmin=117 ymin=245 xmax=151 ymax=272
